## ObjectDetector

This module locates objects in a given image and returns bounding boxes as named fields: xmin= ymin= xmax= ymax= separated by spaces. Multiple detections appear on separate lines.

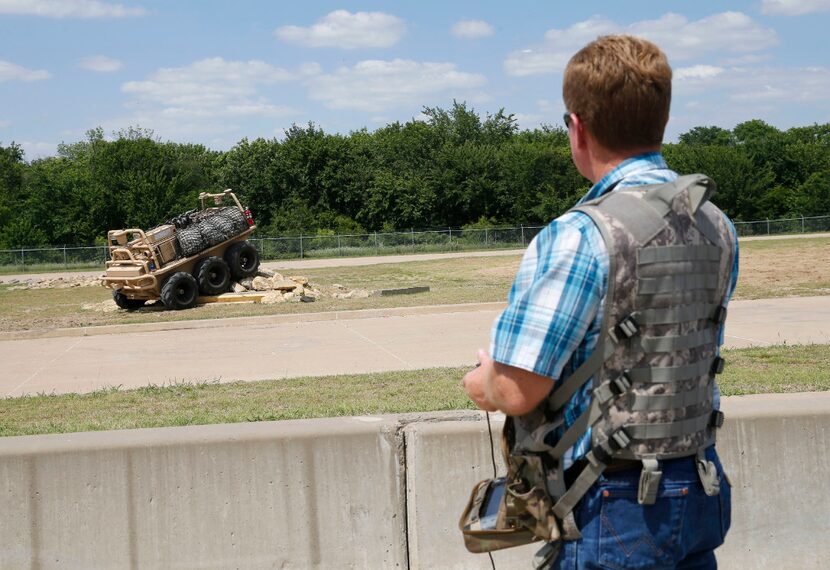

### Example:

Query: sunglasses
xmin=563 ymin=112 xmax=573 ymax=129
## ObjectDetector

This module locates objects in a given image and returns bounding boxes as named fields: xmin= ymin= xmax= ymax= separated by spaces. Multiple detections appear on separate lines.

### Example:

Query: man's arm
xmin=462 ymin=350 xmax=555 ymax=416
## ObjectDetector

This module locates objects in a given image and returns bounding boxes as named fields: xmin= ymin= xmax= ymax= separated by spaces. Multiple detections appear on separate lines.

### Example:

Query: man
xmin=462 ymin=35 xmax=738 ymax=568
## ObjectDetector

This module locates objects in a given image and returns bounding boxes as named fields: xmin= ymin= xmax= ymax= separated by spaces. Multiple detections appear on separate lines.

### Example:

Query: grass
xmin=1 ymin=235 xmax=829 ymax=332
xmin=1 ymin=344 xmax=828 ymax=438
xmin=0 ymin=255 xmax=519 ymax=332
xmin=0 ymin=262 xmax=103 ymax=276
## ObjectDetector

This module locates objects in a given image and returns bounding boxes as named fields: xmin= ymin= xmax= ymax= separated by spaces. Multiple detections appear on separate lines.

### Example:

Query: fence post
xmin=411 ymin=228 xmax=415 ymax=251
xmin=299 ymin=235 xmax=303 ymax=259
xmin=802 ymin=215 xmax=805 ymax=233
xmin=63 ymin=245 xmax=67 ymax=268
xmin=21 ymin=249 xmax=24 ymax=268
xmin=485 ymin=228 xmax=489 ymax=246
xmin=766 ymin=219 xmax=770 ymax=235
xmin=448 ymin=227 xmax=452 ymax=248
xmin=521 ymin=225 xmax=525 ymax=247
xmin=338 ymin=234 xmax=342 ymax=257
xmin=374 ymin=232 xmax=378 ymax=252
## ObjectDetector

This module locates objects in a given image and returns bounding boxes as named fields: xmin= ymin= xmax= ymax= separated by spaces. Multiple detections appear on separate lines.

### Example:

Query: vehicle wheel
xmin=195 ymin=256 xmax=230 ymax=295
xmin=225 ymin=241 xmax=260 ymax=279
xmin=112 ymin=290 xmax=146 ymax=310
xmin=161 ymin=272 xmax=199 ymax=310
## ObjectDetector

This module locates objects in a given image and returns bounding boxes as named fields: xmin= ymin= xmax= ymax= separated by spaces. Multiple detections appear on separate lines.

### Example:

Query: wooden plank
xmin=197 ymin=292 xmax=264 ymax=304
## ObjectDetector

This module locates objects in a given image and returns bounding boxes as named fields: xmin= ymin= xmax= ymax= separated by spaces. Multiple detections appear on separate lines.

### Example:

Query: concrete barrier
xmin=1 ymin=393 xmax=828 ymax=569
xmin=0 ymin=417 xmax=408 ymax=569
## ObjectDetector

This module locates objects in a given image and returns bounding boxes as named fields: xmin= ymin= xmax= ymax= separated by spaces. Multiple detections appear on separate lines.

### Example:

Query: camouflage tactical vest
xmin=461 ymin=175 xmax=736 ymax=563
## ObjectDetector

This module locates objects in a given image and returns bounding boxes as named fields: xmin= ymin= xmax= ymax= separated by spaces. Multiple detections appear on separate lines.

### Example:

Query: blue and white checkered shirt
xmin=490 ymin=152 xmax=739 ymax=467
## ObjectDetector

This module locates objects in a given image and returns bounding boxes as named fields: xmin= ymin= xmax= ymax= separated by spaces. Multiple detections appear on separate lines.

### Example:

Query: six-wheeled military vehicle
xmin=101 ymin=190 xmax=259 ymax=310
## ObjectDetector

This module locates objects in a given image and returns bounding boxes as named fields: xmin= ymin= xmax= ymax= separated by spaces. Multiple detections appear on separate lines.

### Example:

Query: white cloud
xmin=451 ymin=19 xmax=494 ymax=39
xmin=19 ymin=141 xmax=57 ymax=159
xmin=675 ymin=65 xmax=830 ymax=104
xmin=761 ymin=0 xmax=830 ymax=16
xmin=0 ymin=59 xmax=50 ymax=82
xmin=505 ymin=12 xmax=777 ymax=76
xmin=674 ymin=65 xmax=725 ymax=81
xmin=305 ymin=59 xmax=486 ymax=112
xmin=0 ymin=0 xmax=145 ymax=18
xmin=79 ymin=55 xmax=123 ymax=73
xmin=117 ymin=58 xmax=300 ymax=140
xmin=0 ymin=119 xmax=10 ymax=128
xmin=275 ymin=10 xmax=405 ymax=49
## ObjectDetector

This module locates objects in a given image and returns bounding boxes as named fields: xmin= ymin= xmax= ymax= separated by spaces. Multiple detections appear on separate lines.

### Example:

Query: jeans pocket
xmin=598 ymin=484 xmax=688 ymax=570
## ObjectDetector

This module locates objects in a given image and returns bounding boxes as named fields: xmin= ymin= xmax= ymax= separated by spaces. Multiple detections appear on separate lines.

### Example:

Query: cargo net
xmin=175 ymin=207 xmax=248 ymax=258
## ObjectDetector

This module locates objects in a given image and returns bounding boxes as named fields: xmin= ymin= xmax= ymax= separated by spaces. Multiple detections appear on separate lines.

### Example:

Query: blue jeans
xmin=551 ymin=447 xmax=731 ymax=569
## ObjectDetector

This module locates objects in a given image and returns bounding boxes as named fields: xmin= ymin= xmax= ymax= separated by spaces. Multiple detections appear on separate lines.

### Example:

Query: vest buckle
xmin=711 ymin=357 xmax=725 ymax=375
xmin=615 ymin=315 xmax=640 ymax=339
xmin=709 ymin=410 xmax=725 ymax=429
xmin=712 ymin=305 xmax=728 ymax=325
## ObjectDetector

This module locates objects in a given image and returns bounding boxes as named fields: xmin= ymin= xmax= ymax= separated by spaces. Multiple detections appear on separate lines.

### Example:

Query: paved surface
xmin=2 ymin=295 xmax=830 ymax=397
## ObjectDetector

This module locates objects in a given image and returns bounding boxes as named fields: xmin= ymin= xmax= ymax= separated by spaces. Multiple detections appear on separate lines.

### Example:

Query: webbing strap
xmin=695 ymin=203 xmax=724 ymax=249
xmin=638 ymin=273 xmax=719 ymax=295
xmin=638 ymin=244 xmax=721 ymax=265
xmin=645 ymin=174 xmax=714 ymax=216
xmin=635 ymin=329 xmax=716 ymax=353
xmin=637 ymin=458 xmax=663 ymax=505
xmin=548 ymin=341 xmax=615 ymax=411
xmin=630 ymin=385 xmax=711 ymax=412
xmin=625 ymin=411 xmax=712 ymax=439
xmin=597 ymin=193 xmax=667 ymax=245
xmin=552 ymin=447 xmax=608 ymax=519
xmin=627 ymin=358 xmax=714 ymax=384
xmin=546 ymin=400 xmax=603 ymax=460
xmin=636 ymin=303 xmax=718 ymax=325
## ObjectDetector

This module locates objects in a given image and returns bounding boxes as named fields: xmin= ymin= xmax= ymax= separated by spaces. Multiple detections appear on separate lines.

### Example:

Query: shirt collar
xmin=577 ymin=152 xmax=669 ymax=204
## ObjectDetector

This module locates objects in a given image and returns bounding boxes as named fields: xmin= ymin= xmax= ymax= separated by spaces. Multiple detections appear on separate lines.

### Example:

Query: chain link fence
xmin=1 ymin=214 xmax=829 ymax=270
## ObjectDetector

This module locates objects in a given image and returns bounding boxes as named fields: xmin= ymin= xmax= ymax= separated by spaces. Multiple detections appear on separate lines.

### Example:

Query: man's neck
xmin=587 ymin=146 xmax=661 ymax=184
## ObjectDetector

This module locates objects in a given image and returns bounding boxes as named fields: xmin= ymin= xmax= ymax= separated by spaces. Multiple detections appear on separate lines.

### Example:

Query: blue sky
xmin=1 ymin=0 xmax=829 ymax=159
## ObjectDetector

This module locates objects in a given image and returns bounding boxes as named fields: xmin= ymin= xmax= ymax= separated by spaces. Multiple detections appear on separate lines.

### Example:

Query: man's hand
xmin=462 ymin=349 xmax=555 ymax=415
xmin=461 ymin=350 xmax=498 ymax=412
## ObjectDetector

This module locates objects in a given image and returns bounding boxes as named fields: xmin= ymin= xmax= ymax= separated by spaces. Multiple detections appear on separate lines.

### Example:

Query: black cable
xmin=485 ymin=410 xmax=497 ymax=570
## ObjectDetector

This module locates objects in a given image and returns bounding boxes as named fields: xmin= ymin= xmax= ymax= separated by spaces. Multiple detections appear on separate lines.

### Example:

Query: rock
xmin=271 ymin=277 xmax=298 ymax=291
xmin=239 ymin=277 xmax=255 ymax=290
xmin=257 ymin=268 xmax=275 ymax=278
xmin=352 ymin=289 xmax=371 ymax=299
xmin=232 ymin=282 xmax=247 ymax=293
xmin=251 ymin=276 xmax=271 ymax=291
xmin=282 ymin=291 xmax=295 ymax=301
xmin=288 ymin=275 xmax=308 ymax=286
xmin=261 ymin=291 xmax=285 ymax=304
xmin=299 ymin=295 xmax=315 ymax=303
xmin=294 ymin=286 xmax=305 ymax=297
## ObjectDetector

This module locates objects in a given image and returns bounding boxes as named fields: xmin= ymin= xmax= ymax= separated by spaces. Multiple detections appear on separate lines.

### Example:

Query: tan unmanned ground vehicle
xmin=101 ymin=190 xmax=259 ymax=310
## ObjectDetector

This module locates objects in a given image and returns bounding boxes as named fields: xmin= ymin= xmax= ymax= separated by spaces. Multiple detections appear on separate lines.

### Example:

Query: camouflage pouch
xmin=459 ymin=477 xmax=540 ymax=553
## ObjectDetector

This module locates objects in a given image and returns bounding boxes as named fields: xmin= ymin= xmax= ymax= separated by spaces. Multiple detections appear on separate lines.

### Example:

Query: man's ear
xmin=571 ymin=114 xmax=590 ymax=150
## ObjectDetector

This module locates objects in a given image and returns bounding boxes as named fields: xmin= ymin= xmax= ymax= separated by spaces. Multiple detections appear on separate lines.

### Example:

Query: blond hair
xmin=563 ymin=35 xmax=672 ymax=152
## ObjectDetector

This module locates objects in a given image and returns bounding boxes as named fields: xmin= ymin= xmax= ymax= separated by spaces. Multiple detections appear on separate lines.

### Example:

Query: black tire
xmin=177 ymin=225 xmax=206 ymax=257
xmin=112 ymin=290 xmax=146 ymax=310
xmin=225 ymin=241 xmax=260 ymax=279
xmin=195 ymin=256 xmax=231 ymax=295
xmin=161 ymin=272 xmax=199 ymax=310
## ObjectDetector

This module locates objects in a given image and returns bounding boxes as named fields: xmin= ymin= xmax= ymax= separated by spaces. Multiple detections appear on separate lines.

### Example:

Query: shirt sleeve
xmin=490 ymin=214 xmax=605 ymax=381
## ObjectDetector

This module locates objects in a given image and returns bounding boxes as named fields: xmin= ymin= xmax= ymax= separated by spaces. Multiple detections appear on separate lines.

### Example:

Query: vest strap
xmin=638 ymin=244 xmax=721 ymax=265
xmin=635 ymin=329 xmax=716 ymax=353
xmin=696 ymin=448 xmax=721 ymax=496
xmin=595 ymin=192 xmax=667 ymax=245
xmin=625 ymin=411 xmax=712 ymax=440
xmin=638 ymin=273 xmax=719 ymax=295
xmin=635 ymin=303 xmax=718 ymax=326
xmin=637 ymin=458 xmax=663 ymax=505
xmin=627 ymin=358 xmax=715 ymax=384
xmin=629 ymin=384 xmax=711 ymax=412
xmin=548 ymin=341 xmax=615 ymax=411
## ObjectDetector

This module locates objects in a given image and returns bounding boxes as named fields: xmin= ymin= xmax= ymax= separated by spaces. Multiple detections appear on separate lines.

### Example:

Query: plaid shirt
xmin=490 ymin=152 xmax=739 ymax=466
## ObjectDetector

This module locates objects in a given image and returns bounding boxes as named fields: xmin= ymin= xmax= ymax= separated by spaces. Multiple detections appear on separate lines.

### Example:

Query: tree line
xmin=1 ymin=102 xmax=829 ymax=248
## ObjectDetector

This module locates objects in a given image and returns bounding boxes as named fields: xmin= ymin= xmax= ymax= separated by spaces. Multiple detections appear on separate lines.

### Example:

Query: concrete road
xmin=2 ymin=296 xmax=830 ymax=397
